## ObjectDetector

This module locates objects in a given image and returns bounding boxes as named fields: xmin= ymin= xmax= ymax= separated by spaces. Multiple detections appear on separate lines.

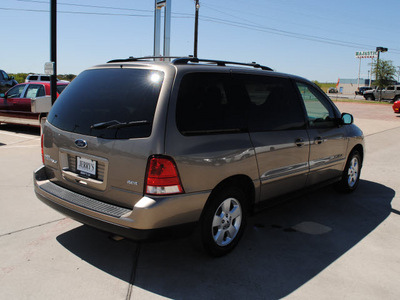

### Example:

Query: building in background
xmin=337 ymin=79 xmax=371 ymax=94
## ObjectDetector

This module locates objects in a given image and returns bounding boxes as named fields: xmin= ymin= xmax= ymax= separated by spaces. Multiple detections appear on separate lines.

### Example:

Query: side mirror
xmin=341 ymin=113 xmax=353 ymax=125
xmin=0 ymin=93 xmax=5 ymax=98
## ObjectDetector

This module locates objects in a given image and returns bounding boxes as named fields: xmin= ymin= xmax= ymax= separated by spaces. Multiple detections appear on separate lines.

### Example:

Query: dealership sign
xmin=355 ymin=51 xmax=377 ymax=58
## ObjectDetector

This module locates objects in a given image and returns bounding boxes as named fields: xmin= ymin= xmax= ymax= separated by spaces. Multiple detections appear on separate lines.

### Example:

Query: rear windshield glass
xmin=47 ymin=68 xmax=164 ymax=139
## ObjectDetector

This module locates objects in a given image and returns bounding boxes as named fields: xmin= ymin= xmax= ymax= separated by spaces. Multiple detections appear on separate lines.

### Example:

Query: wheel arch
xmin=202 ymin=175 xmax=256 ymax=217
xmin=351 ymin=144 xmax=364 ymax=166
xmin=365 ymin=93 xmax=375 ymax=100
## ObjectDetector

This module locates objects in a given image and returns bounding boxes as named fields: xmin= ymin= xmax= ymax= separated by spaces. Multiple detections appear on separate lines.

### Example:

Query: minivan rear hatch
xmin=44 ymin=67 xmax=165 ymax=209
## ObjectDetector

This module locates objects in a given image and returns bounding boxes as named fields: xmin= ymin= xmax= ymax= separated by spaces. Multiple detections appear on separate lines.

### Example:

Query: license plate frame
xmin=76 ymin=156 xmax=97 ymax=179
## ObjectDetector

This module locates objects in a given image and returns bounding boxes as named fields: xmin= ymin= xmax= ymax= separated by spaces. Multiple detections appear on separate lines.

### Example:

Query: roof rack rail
xmin=172 ymin=57 xmax=273 ymax=71
xmin=107 ymin=56 xmax=183 ymax=63
xmin=107 ymin=56 xmax=273 ymax=71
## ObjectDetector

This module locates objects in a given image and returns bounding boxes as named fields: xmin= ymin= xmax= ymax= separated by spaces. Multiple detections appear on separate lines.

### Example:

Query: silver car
xmin=34 ymin=57 xmax=364 ymax=256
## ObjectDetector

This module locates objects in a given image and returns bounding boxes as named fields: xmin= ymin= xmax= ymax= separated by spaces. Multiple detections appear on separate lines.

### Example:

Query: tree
xmin=9 ymin=73 xmax=30 ymax=83
xmin=372 ymin=59 xmax=396 ymax=89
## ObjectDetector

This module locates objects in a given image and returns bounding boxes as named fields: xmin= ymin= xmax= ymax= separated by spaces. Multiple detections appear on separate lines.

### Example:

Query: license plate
xmin=77 ymin=156 xmax=97 ymax=178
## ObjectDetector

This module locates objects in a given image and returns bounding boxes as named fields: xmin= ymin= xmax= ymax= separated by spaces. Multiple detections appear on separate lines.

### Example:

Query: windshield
xmin=47 ymin=68 xmax=164 ymax=139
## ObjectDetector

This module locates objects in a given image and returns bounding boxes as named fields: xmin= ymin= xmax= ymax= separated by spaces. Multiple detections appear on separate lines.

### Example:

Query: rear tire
xmin=200 ymin=187 xmax=247 ymax=257
xmin=365 ymin=95 xmax=374 ymax=101
xmin=335 ymin=150 xmax=362 ymax=193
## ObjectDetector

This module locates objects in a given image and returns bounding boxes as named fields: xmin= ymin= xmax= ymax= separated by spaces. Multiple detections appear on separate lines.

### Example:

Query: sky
xmin=1 ymin=0 xmax=400 ymax=82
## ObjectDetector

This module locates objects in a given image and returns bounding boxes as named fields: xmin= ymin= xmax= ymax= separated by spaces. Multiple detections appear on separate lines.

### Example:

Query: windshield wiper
xmin=91 ymin=120 xmax=150 ymax=130
xmin=91 ymin=120 xmax=120 ymax=129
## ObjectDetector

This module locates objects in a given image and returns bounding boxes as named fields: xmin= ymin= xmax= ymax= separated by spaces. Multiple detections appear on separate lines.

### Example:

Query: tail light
xmin=41 ymin=134 xmax=44 ymax=165
xmin=145 ymin=156 xmax=184 ymax=195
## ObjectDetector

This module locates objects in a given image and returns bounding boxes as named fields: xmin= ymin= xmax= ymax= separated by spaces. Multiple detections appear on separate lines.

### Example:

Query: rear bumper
xmin=34 ymin=165 xmax=208 ymax=240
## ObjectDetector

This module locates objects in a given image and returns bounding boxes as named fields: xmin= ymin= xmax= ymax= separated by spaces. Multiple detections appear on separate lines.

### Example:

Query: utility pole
xmin=194 ymin=0 xmax=200 ymax=58
xmin=50 ymin=0 xmax=57 ymax=104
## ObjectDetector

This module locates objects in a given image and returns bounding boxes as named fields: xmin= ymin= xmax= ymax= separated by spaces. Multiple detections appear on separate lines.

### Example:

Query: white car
xmin=25 ymin=74 xmax=69 ymax=83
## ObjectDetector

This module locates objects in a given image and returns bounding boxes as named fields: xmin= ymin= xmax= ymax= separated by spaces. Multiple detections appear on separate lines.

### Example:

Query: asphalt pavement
xmin=0 ymin=101 xmax=399 ymax=299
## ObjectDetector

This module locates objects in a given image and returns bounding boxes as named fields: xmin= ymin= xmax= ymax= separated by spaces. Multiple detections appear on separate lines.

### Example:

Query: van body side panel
xmin=165 ymin=132 xmax=259 ymax=195
xmin=164 ymin=68 xmax=260 ymax=204
xmin=249 ymin=130 xmax=310 ymax=200
xmin=306 ymin=126 xmax=347 ymax=186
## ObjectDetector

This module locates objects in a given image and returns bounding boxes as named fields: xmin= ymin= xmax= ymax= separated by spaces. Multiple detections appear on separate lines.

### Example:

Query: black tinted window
xmin=56 ymin=85 xmax=67 ymax=94
xmin=48 ymin=68 xmax=164 ymax=139
xmin=238 ymin=75 xmax=306 ymax=131
xmin=176 ymin=73 xmax=247 ymax=135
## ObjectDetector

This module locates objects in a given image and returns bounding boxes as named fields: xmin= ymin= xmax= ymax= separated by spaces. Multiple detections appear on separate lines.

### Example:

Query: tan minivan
xmin=34 ymin=57 xmax=364 ymax=256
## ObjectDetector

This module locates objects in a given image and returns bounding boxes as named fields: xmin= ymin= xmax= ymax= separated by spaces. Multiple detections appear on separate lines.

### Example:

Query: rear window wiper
xmin=91 ymin=120 xmax=150 ymax=130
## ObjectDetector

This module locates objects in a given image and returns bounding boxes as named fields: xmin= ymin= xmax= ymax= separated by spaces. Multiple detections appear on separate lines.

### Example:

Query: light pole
xmin=50 ymin=0 xmax=57 ymax=105
xmin=375 ymin=46 xmax=388 ymax=81
xmin=376 ymin=46 xmax=388 ymax=62
xmin=375 ymin=47 xmax=388 ymax=101
xmin=194 ymin=0 xmax=200 ymax=58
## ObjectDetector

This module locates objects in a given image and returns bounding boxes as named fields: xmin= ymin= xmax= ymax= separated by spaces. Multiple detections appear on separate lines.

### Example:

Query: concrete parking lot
xmin=0 ymin=102 xmax=399 ymax=299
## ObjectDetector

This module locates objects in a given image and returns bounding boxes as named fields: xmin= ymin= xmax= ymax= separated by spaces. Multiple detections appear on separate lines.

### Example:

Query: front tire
xmin=335 ymin=150 xmax=362 ymax=193
xmin=201 ymin=187 xmax=247 ymax=256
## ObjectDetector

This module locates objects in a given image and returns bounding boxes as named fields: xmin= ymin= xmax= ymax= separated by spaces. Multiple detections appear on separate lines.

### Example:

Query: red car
xmin=393 ymin=100 xmax=400 ymax=114
xmin=0 ymin=81 xmax=68 ymax=126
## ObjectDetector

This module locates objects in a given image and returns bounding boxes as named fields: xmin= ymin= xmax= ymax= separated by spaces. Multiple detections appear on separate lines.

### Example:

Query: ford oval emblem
xmin=75 ymin=139 xmax=88 ymax=149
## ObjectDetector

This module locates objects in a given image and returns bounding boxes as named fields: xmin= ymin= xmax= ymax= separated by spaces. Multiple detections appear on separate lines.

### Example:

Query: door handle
xmin=295 ymin=138 xmax=305 ymax=147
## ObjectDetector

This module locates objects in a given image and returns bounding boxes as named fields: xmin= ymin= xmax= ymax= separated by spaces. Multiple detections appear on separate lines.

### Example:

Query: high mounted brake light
xmin=145 ymin=156 xmax=184 ymax=195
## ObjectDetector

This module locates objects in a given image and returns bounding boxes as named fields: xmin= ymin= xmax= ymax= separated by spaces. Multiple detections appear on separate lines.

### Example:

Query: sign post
xmin=355 ymin=51 xmax=378 ymax=88
xmin=153 ymin=0 xmax=171 ymax=60
xmin=44 ymin=62 xmax=55 ymax=75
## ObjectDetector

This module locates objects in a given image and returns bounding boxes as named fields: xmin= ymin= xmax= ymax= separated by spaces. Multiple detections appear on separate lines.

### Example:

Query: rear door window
xmin=176 ymin=72 xmax=247 ymax=135
xmin=236 ymin=74 xmax=306 ymax=131
xmin=47 ymin=68 xmax=164 ymax=139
